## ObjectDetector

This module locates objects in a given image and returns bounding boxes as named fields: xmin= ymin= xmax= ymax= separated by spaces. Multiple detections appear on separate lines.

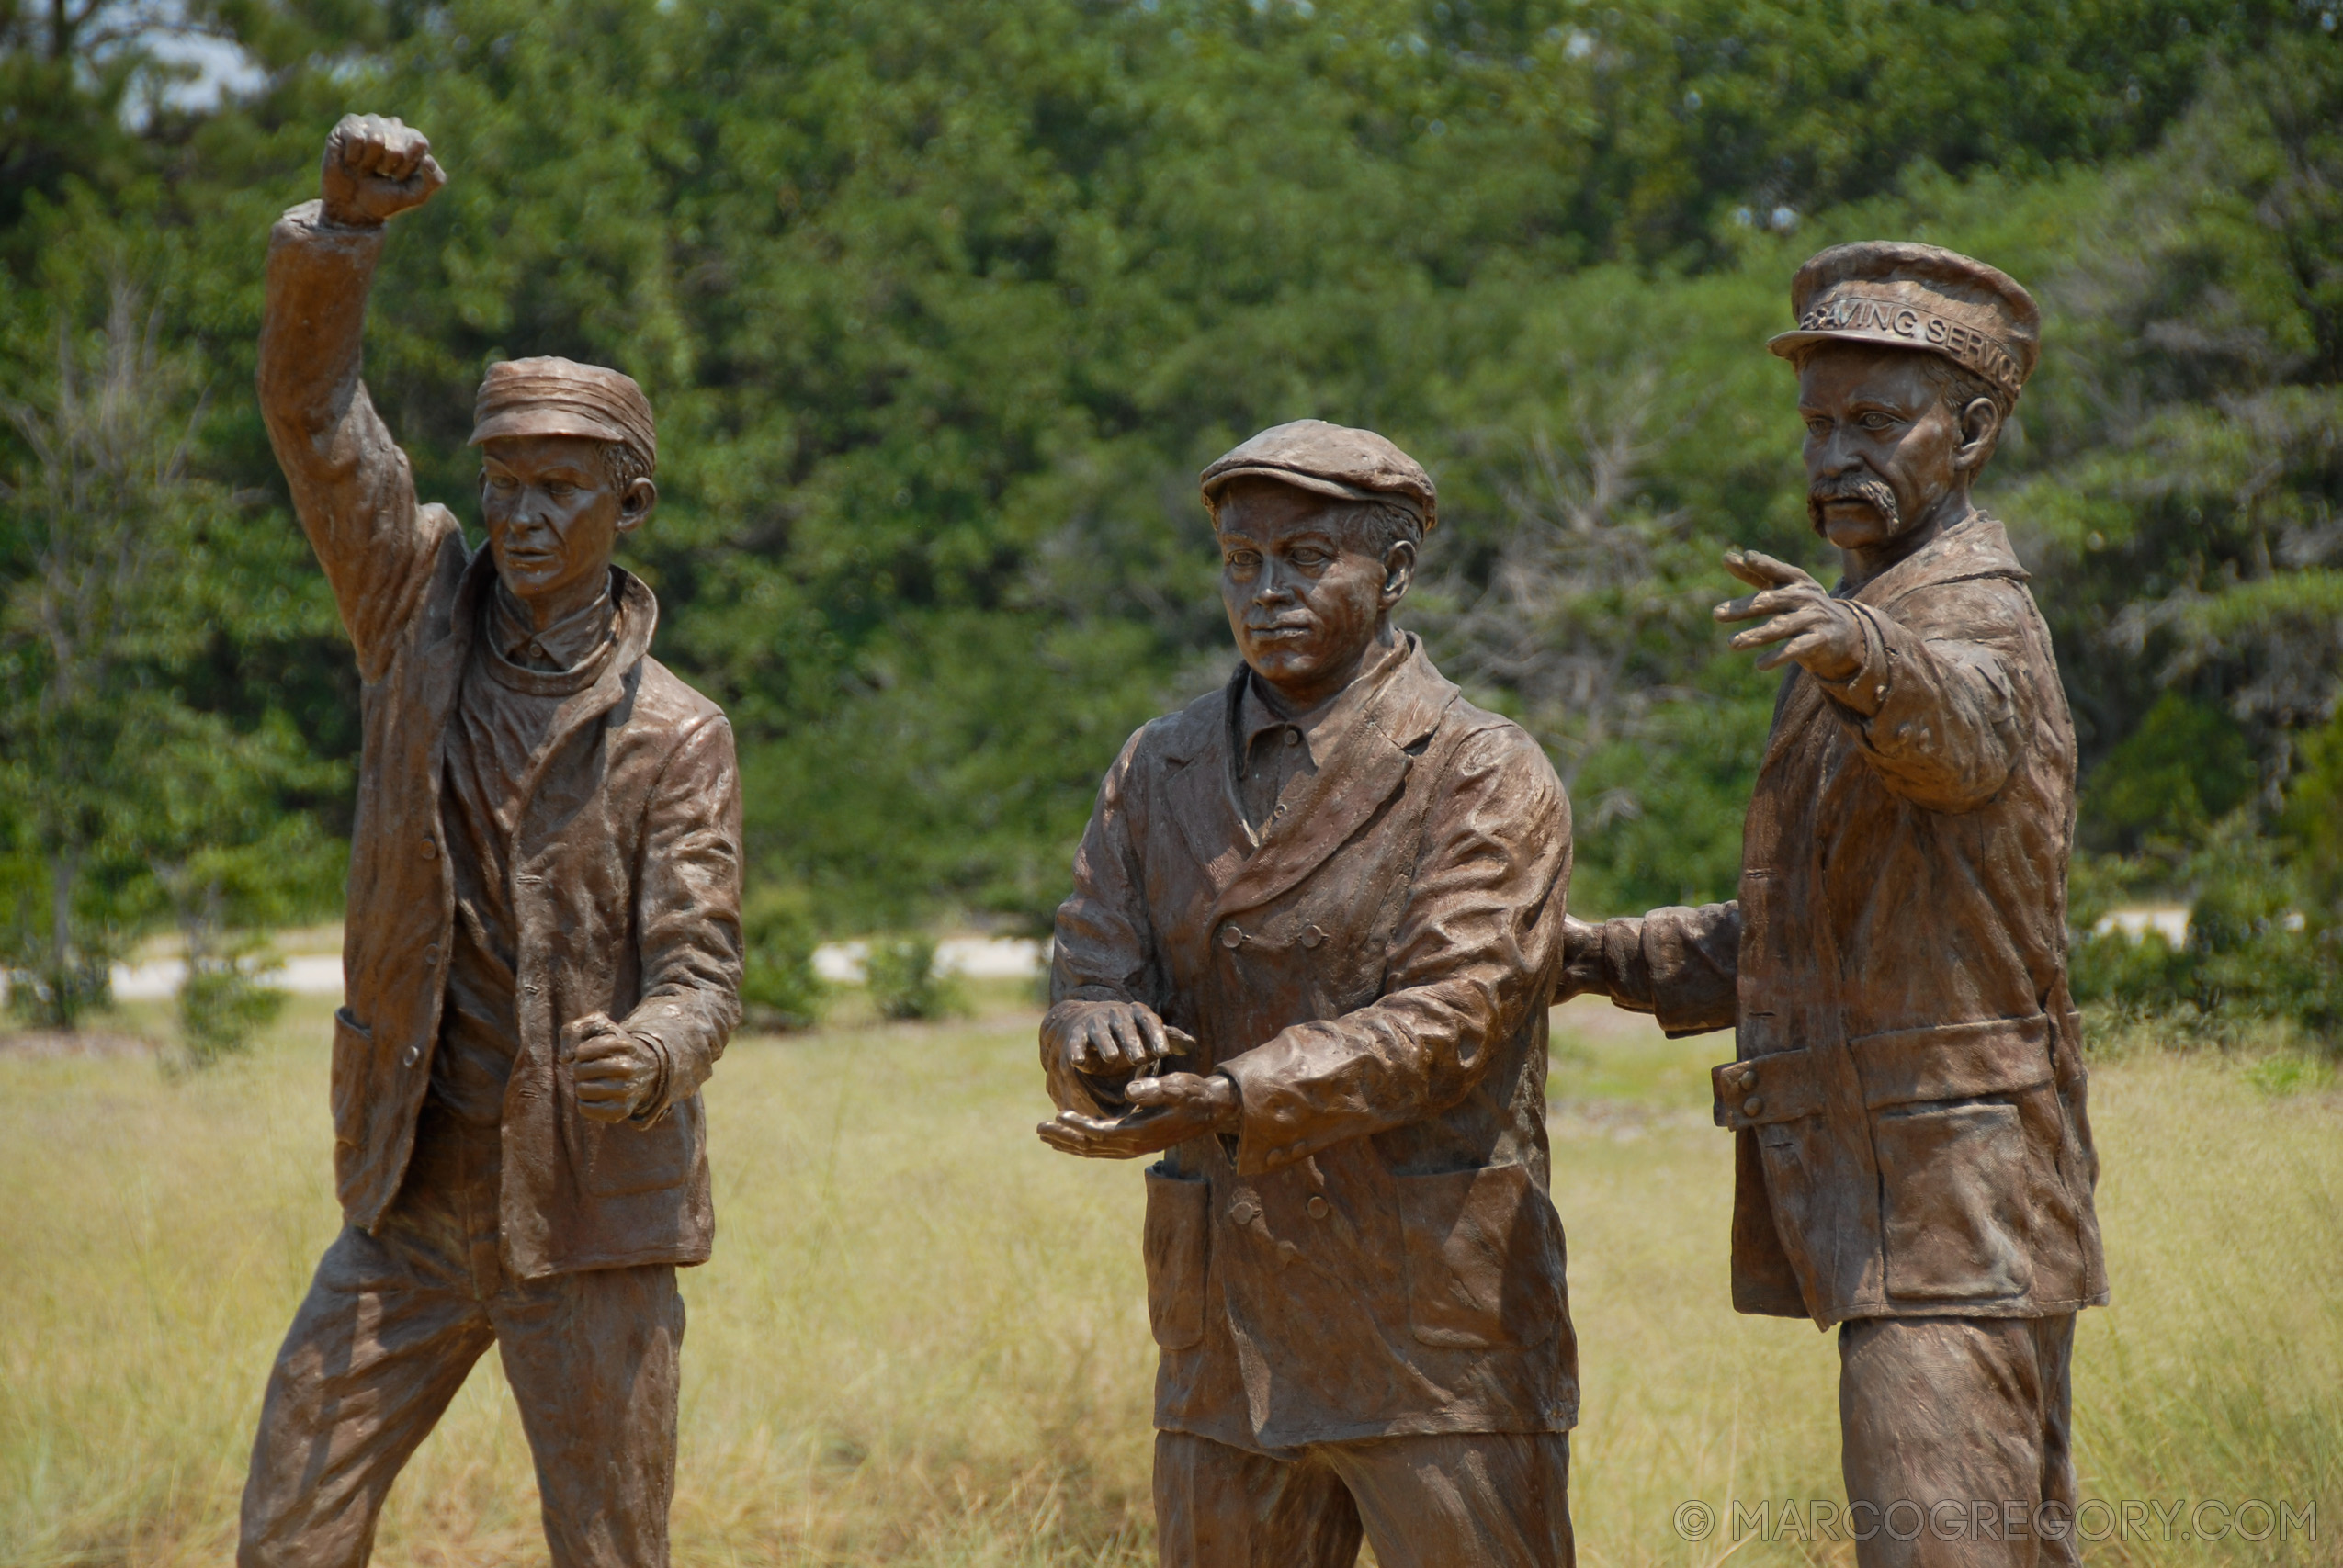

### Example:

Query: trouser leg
xmin=1152 ymin=1431 xmax=1363 ymax=1568
xmin=236 ymin=1201 xmax=496 ymax=1566
xmin=494 ymin=1262 xmax=686 ymax=1568
xmin=1839 ymin=1314 xmax=2080 ymax=1568
xmin=1323 ymin=1430 xmax=1575 ymax=1568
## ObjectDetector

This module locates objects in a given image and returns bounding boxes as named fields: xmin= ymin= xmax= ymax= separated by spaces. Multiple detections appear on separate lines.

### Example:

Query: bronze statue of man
xmin=239 ymin=115 xmax=743 ymax=1568
xmin=1040 ymin=422 xmax=1576 ymax=1567
xmin=1563 ymin=243 xmax=2104 ymax=1566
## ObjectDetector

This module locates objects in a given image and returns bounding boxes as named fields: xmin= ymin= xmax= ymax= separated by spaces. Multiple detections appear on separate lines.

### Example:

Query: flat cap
xmin=1768 ymin=242 xmax=2040 ymax=400
xmin=1200 ymin=419 xmax=1437 ymax=533
xmin=470 ymin=356 xmax=657 ymax=473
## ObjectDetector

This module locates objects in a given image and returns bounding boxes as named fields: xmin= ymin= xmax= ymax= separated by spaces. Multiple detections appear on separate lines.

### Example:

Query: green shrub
xmin=3 ymin=954 xmax=112 ymax=1032
xmin=2070 ymin=813 xmax=2343 ymax=1047
xmin=866 ymin=935 xmax=965 ymax=1023
xmin=739 ymin=886 xmax=826 ymax=1032
xmin=175 ymin=958 xmax=285 ymax=1067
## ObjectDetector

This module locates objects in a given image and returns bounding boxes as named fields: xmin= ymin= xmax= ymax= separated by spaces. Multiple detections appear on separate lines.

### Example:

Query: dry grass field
xmin=3 ymin=990 xmax=2339 ymax=1567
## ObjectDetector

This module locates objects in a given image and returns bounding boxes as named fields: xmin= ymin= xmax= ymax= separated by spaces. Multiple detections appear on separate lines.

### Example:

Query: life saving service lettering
xmin=1798 ymin=292 xmax=2023 ymax=392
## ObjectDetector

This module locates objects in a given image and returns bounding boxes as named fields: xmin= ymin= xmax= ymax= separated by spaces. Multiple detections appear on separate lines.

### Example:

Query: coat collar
xmin=448 ymin=551 xmax=662 ymax=815
xmin=1846 ymin=511 xmax=2027 ymax=611
xmin=1160 ymin=633 xmax=1459 ymax=919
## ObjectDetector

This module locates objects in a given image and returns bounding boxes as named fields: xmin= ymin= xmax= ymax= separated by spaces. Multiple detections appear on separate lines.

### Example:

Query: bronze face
xmin=478 ymin=434 xmax=655 ymax=623
xmin=1212 ymin=475 xmax=1413 ymax=712
xmin=1795 ymin=341 xmax=1998 ymax=579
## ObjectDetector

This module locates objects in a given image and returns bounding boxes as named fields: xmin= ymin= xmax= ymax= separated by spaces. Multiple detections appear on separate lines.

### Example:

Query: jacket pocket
xmin=1143 ymin=1165 xmax=1209 ymax=1350
xmin=1874 ymin=1100 xmax=2033 ymax=1302
xmin=329 ymin=1008 xmax=372 ymax=1144
xmin=580 ymin=1095 xmax=696 ymax=1197
xmin=1397 ymin=1164 xmax=1564 ymax=1350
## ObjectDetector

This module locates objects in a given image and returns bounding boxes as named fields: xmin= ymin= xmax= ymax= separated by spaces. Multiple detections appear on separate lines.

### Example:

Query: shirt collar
xmin=1237 ymin=634 xmax=1410 ymax=768
xmin=492 ymin=577 xmax=615 ymax=673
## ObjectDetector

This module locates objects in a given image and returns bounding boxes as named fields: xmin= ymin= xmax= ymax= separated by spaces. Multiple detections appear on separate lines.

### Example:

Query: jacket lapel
xmin=1161 ymin=667 xmax=1254 ymax=899
xmin=1210 ymin=637 xmax=1457 ymax=921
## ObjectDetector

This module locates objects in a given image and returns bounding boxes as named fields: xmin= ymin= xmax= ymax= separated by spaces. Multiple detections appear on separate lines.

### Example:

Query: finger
xmin=386 ymin=137 xmax=424 ymax=182
xmin=415 ymin=152 xmax=447 ymax=193
xmin=1715 ymin=583 xmax=1817 ymax=618
xmin=1104 ymin=1012 xmax=1146 ymax=1071
xmin=1136 ymin=1010 xmax=1170 ymax=1066
xmin=572 ymin=1050 xmax=637 ymax=1077
xmin=1755 ymin=630 xmax=1837 ymax=672
xmin=1728 ymin=607 xmax=1825 ymax=649
xmin=1722 ymin=548 xmax=1817 ymax=592
xmin=1160 ymin=1025 xmax=1196 ymax=1057
xmin=1038 ymin=1122 xmax=1115 ymax=1156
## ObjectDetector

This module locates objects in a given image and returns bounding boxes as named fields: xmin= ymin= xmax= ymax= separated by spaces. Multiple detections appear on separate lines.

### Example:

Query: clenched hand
xmin=321 ymin=113 xmax=447 ymax=228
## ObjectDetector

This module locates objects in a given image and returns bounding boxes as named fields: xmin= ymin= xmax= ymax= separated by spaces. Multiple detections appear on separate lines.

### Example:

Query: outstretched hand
xmin=1713 ymin=549 xmax=1865 ymax=682
xmin=1037 ymin=1072 xmax=1238 ymax=1160
xmin=1556 ymin=914 xmax=1610 ymax=1001
xmin=321 ymin=113 xmax=447 ymax=228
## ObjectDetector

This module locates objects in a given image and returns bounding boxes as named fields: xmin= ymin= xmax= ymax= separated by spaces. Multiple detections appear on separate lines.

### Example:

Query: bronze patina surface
xmin=238 ymin=115 xmax=743 ymax=1568
xmin=1041 ymin=420 xmax=1577 ymax=1567
xmin=1562 ymin=243 xmax=2103 ymax=1568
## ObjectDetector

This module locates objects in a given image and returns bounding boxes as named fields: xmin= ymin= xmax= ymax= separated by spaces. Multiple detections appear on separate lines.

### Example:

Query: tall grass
xmin=2 ymin=995 xmax=2337 ymax=1566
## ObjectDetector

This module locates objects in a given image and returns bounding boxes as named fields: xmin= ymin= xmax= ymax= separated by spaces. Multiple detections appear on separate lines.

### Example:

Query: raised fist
xmin=319 ymin=113 xmax=446 ymax=227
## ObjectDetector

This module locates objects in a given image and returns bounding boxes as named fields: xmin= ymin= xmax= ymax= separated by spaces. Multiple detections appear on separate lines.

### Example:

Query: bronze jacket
xmin=1586 ymin=516 xmax=2105 ymax=1326
xmin=259 ymin=202 xmax=743 ymax=1278
xmin=1048 ymin=637 xmax=1574 ymax=1450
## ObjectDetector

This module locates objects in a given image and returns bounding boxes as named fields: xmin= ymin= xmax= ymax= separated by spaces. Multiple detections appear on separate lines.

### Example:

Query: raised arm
xmin=256 ymin=114 xmax=451 ymax=679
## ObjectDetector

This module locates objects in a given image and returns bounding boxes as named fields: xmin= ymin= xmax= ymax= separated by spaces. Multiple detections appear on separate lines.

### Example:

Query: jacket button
xmin=420 ymin=836 xmax=437 ymax=859
xmin=401 ymin=1044 xmax=421 ymax=1067
xmin=1284 ymin=729 xmax=1299 ymax=747
xmin=1307 ymin=1196 xmax=1330 ymax=1219
xmin=1229 ymin=1200 xmax=1260 ymax=1225
xmin=424 ymin=944 xmax=440 ymax=965
xmin=1301 ymin=924 xmax=1325 ymax=949
xmin=1742 ymin=1095 xmax=1764 ymax=1116
xmin=1218 ymin=924 xmax=1243 ymax=949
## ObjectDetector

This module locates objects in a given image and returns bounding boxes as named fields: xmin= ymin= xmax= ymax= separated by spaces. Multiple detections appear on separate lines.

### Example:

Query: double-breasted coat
xmin=1048 ymin=637 xmax=1575 ymax=1451
xmin=259 ymin=201 xmax=744 ymax=1280
xmin=1586 ymin=515 xmax=2107 ymax=1327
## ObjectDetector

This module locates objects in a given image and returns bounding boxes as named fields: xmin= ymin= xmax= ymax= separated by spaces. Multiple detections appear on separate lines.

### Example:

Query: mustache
xmin=1807 ymin=474 xmax=1900 ymax=535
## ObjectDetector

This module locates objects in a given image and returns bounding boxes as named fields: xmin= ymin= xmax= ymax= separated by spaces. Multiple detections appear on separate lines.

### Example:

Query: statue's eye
xmin=1805 ymin=417 xmax=1830 ymax=436
xmin=1859 ymin=412 xmax=1896 ymax=430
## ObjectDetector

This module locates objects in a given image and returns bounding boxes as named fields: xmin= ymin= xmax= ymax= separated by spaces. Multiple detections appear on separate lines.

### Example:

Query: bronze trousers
xmin=1839 ymin=1314 xmax=2080 ymax=1568
xmin=238 ymin=1109 xmax=685 ymax=1568
xmin=1154 ymin=1428 xmax=1574 ymax=1568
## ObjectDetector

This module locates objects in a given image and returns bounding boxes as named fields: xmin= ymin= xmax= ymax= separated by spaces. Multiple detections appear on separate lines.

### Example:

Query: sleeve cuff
xmin=1815 ymin=601 xmax=1895 ymax=717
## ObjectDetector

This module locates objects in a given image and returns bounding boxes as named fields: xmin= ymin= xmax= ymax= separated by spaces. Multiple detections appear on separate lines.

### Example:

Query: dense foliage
xmin=2 ymin=0 xmax=2337 ymax=1028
